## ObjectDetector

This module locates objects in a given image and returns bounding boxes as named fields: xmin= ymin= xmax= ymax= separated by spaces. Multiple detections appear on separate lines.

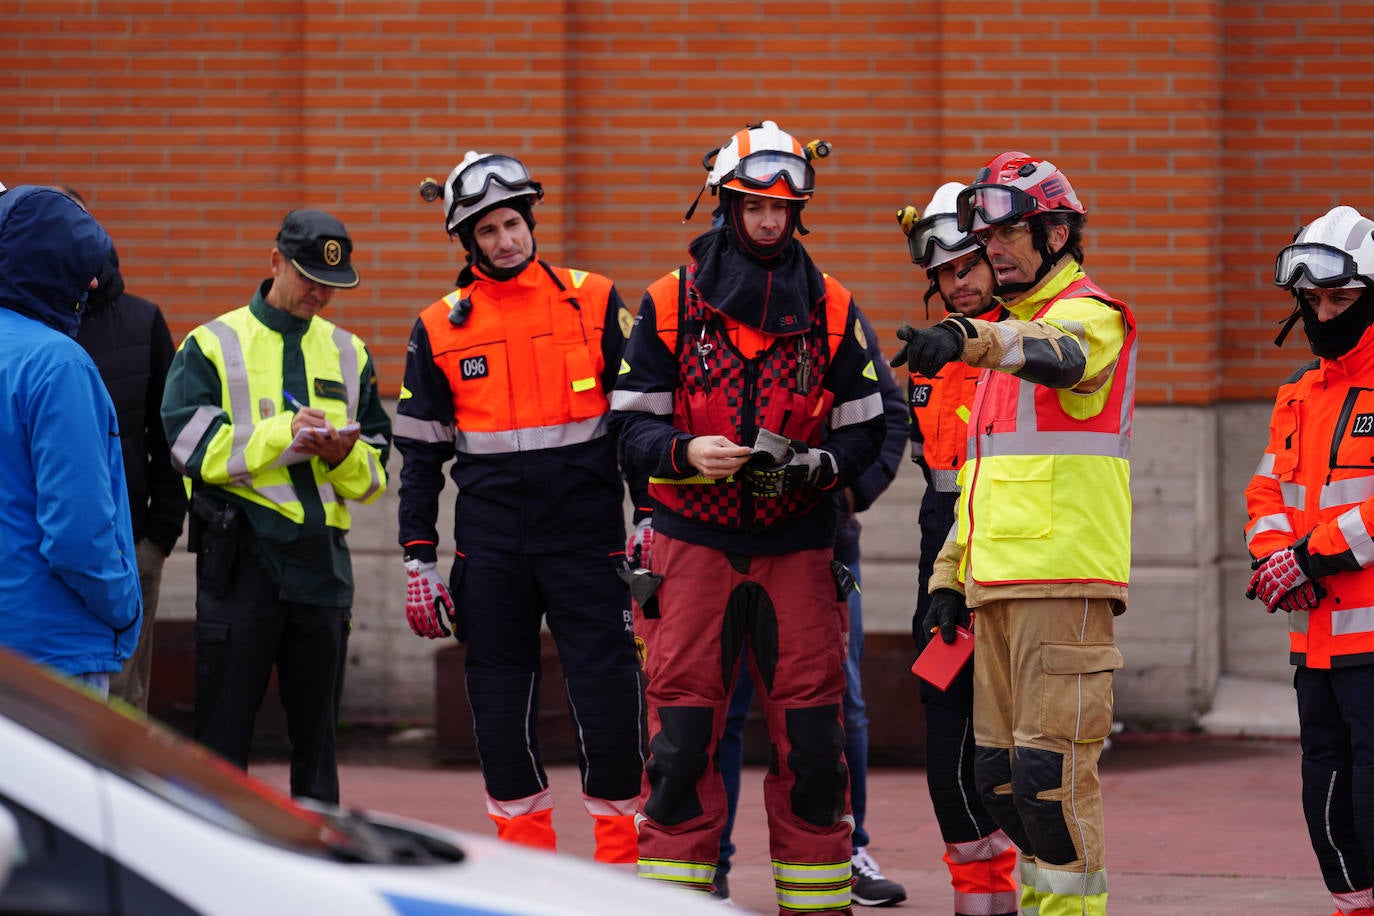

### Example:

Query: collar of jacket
xmin=1315 ymin=318 xmax=1374 ymax=379
xmin=249 ymin=279 xmax=313 ymax=334
xmin=1000 ymin=255 xmax=1084 ymax=319
xmin=687 ymin=226 xmax=825 ymax=336
xmin=462 ymin=258 xmax=552 ymax=303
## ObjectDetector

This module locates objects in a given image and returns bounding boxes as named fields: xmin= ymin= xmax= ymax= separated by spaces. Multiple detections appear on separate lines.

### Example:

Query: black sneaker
xmin=709 ymin=872 xmax=733 ymax=905
xmin=850 ymin=848 xmax=907 ymax=907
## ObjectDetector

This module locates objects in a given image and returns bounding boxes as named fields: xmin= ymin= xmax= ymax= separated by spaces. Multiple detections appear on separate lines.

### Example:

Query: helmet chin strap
xmin=993 ymin=220 xmax=1059 ymax=298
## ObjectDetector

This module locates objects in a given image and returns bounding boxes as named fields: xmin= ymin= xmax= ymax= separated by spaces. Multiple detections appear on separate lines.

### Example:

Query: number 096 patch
xmin=460 ymin=355 xmax=489 ymax=380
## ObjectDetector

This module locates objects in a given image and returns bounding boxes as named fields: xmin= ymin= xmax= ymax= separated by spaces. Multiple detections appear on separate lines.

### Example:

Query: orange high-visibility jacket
xmin=1246 ymin=327 xmax=1374 ymax=669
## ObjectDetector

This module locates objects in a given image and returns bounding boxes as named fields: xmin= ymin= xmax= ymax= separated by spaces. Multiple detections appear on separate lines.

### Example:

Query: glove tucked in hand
xmin=1245 ymin=547 xmax=1312 ymax=614
xmin=627 ymin=518 xmax=654 ymax=569
xmin=890 ymin=321 xmax=965 ymax=377
xmin=742 ymin=444 xmax=837 ymax=499
xmin=1275 ymin=580 xmax=1320 ymax=614
xmin=920 ymin=588 xmax=971 ymax=647
xmin=405 ymin=559 xmax=455 ymax=639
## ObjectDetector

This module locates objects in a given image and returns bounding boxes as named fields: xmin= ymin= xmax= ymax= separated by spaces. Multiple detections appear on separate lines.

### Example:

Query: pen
xmin=282 ymin=390 xmax=307 ymax=413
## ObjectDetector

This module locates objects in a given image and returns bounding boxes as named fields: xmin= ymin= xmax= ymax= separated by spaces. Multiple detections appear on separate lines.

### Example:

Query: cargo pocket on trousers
xmin=1038 ymin=643 xmax=1124 ymax=742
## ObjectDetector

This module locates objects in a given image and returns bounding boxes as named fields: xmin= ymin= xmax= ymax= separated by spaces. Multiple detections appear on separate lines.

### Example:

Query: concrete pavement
xmin=254 ymin=731 xmax=1329 ymax=915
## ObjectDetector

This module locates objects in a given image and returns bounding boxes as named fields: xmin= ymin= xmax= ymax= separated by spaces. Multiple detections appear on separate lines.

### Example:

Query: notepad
xmin=911 ymin=625 xmax=974 ymax=690
xmin=274 ymin=423 xmax=361 ymax=467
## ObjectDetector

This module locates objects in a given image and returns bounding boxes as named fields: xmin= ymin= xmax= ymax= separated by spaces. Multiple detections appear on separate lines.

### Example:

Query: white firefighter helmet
xmin=437 ymin=151 xmax=543 ymax=237
xmin=706 ymin=120 xmax=814 ymax=202
xmin=899 ymin=182 xmax=978 ymax=269
xmin=1275 ymin=205 xmax=1374 ymax=290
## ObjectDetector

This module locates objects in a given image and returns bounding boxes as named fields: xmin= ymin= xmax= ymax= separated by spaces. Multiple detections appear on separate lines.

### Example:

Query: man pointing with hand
xmin=895 ymin=153 xmax=1135 ymax=916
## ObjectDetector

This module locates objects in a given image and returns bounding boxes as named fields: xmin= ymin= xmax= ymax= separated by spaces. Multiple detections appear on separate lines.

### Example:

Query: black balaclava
xmin=454 ymin=197 xmax=537 ymax=287
xmin=1300 ymin=288 xmax=1374 ymax=359
xmin=718 ymin=190 xmax=803 ymax=265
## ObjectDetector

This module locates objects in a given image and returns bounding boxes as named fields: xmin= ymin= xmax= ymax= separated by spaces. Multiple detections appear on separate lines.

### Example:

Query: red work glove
xmin=1275 ymin=580 xmax=1320 ymax=614
xmin=627 ymin=518 xmax=654 ymax=569
xmin=405 ymin=559 xmax=455 ymax=639
xmin=1245 ymin=547 xmax=1312 ymax=614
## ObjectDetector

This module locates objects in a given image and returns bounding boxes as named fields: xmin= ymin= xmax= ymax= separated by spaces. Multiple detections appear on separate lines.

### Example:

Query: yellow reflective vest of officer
xmin=162 ymin=287 xmax=391 ymax=606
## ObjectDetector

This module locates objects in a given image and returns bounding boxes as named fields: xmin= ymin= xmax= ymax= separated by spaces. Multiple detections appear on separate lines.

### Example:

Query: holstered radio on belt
xmin=188 ymin=491 xmax=243 ymax=597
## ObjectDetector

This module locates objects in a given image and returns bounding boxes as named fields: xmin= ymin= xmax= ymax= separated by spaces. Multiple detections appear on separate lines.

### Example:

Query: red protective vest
xmin=960 ymin=275 xmax=1136 ymax=591
xmin=645 ymin=266 xmax=851 ymax=528
xmin=1245 ymin=326 xmax=1374 ymax=669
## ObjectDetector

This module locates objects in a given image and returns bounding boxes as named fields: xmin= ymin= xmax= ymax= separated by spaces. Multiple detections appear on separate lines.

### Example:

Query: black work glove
xmin=922 ymin=588 xmax=970 ymax=646
xmin=890 ymin=321 xmax=965 ymax=378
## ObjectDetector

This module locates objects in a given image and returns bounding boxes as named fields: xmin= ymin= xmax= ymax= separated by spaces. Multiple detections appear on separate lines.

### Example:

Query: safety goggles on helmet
xmin=956 ymin=183 xmax=1042 ymax=232
xmin=449 ymin=155 xmax=537 ymax=208
xmin=906 ymin=212 xmax=974 ymax=267
xmin=1274 ymin=243 xmax=1372 ymax=290
xmin=725 ymin=150 xmax=815 ymax=198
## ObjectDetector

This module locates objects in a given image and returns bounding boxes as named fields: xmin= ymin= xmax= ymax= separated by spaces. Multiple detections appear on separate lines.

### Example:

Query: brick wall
xmin=3 ymin=1 xmax=1373 ymax=405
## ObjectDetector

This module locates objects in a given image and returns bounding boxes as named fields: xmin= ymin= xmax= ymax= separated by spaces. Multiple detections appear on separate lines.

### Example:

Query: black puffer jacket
xmin=74 ymin=250 xmax=187 ymax=556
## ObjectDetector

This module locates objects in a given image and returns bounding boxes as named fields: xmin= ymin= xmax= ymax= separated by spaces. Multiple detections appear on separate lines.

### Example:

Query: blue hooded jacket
xmin=0 ymin=186 xmax=142 ymax=676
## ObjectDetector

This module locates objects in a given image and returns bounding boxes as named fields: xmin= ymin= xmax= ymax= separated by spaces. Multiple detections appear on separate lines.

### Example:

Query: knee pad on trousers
xmin=785 ymin=704 xmax=848 ymax=827
xmin=467 ymin=671 xmax=544 ymax=800
xmin=565 ymin=671 xmax=646 ymax=801
xmin=974 ymin=745 xmax=1033 ymax=852
xmin=1011 ymin=746 xmax=1078 ymax=866
xmin=644 ymin=705 xmax=714 ymax=826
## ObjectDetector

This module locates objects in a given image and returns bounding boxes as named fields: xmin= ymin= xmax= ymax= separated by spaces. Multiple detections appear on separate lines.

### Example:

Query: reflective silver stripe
xmin=1323 ymin=475 xmax=1374 ymax=509
xmin=1336 ymin=506 xmax=1374 ymax=567
xmin=636 ymin=858 xmax=714 ymax=885
xmin=1245 ymin=513 xmax=1293 ymax=548
xmin=203 ymin=320 xmax=256 ymax=479
xmin=1281 ymin=480 xmax=1306 ymax=510
xmin=610 ymin=388 xmax=673 ymax=416
xmin=169 ymin=404 xmax=223 ymax=472
xmin=830 ymin=390 xmax=883 ymax=429
xmin=255 ymin=483 xmax=298 ymax=506
xmin=930 ymin=468 xmax=960 ymax=492
xmin=318 ymin=481 xmax=337 ymax=505
xmin=945 ymin=829 xmax=1015 ymax=865
xmin=1038 ymin=865 xmax=1108 ymax=897
xmin=360 ymin=455 xmax=384 ymax=502
xmin=360 ymin=431 xmax=389 ymax=448
xmin=457 ymin=415 xmax=608 ymax=455
xmin=1254 ymin=451 xmax=1277 ymax=479
xmin=1290 ymin=609 xmax=1309 ymax=635
xmin=393 ymin=413 xmax=454 ymax=444
xmin=1331 ymin=605 xmax=1374 ymax=636
xmin=485 ymin=786 xmax=555 ymax=820
xmin=331 ymin=327 xmax=360 ymax=417
xmin=1333 ymin=888 xmax=1374 ymax=910
xmin=978 ymin=429 xmax=1129 ymax=459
